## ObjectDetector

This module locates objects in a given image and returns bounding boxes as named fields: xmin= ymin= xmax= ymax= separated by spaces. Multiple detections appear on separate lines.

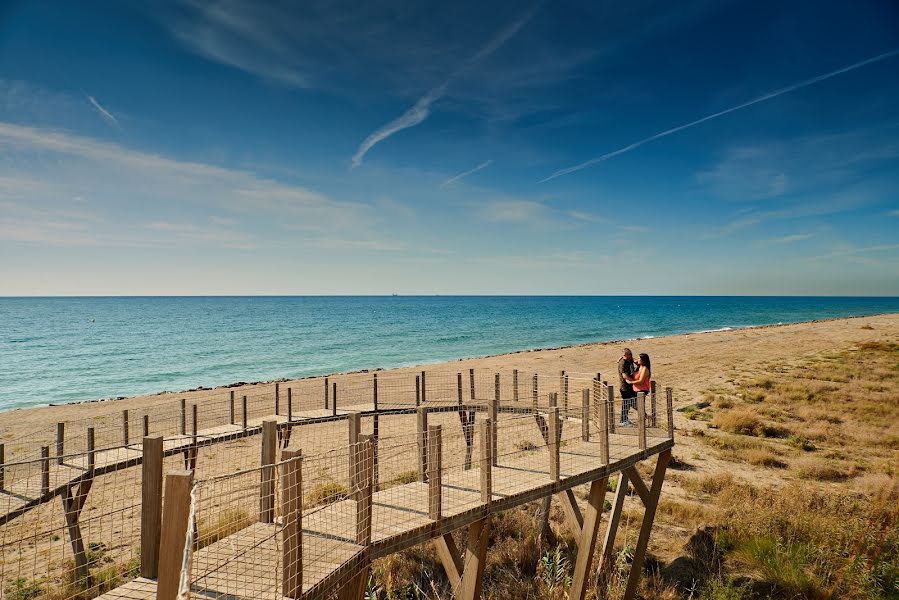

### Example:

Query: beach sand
xmin=2 ymin=312 xmax=896 ymax=439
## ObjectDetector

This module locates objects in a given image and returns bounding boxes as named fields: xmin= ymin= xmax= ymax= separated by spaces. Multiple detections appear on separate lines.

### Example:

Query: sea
xmin=1 ymin=296 xmax=897 ymax=412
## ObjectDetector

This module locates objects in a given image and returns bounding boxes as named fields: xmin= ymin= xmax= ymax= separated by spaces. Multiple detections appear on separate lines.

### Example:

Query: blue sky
xmin=1 ymin=0 xmax=898 ymax=295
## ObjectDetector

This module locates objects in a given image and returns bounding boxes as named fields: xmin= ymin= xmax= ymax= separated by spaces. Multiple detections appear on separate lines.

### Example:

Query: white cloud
xmin=756 ymin=233 xmax=813 ymax=246
xmin=476 ymin=199 xmax=549 ymax=224
xmin=566 ymin=210 xmax=606 ymax=224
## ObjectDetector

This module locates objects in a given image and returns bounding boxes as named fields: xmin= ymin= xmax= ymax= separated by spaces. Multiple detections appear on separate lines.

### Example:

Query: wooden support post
xmin=62 ymin=477 xmax=93 ymax=584
xmin=242 ymin=395 xmax=248 ymax=430
xmin=324 ymin=377 xmax=329 ymax=410
xmin=122 ymin=409 xmax=129 ymax=446
xmin=561 ymin=370 xmax=569 ymax=410
xmin=637 ymin=392 xmax=647 ymax=451
xmin=40 ymin=446 xmax=49 ymax=496
xmin=287 ymin=387 xmax=293 ymax=421
xmin=650 ymin=380 xmax=657 ymax=428
xmin=141 ymin=436 xmax=164 ymax=578
xmin=480 ymin=419 xmax=492 ymax=503
xmin=143 ymin=415 xmax=150 ymax=438
xmin=548 ymin=407 xmax=560 ymax=481
xmin=490 ymin=375 xmax=499 ymax=466
xmin=189 ymin=404 xmax=198 ymax=469
xmin=459 ymin=517 xmax=491 ymax=600
xmin=275 ymin=382 xmax=280 ymax=415
xmin=421 ymin=370 xmax=427 ymax=403
xmin=595 ymin=379 xmax=609 ymax=465
xmin=622 ymin=450 xmax=671 ymax=600
xmin=434 ymin=533 xmax=463 ymax=590
xmin=348 ymin=412 xmax=361 ymax=498
xmin=597 ymin=473 xmax=628 ymax=591
xmin=513 ymin=369 xmax=519 ymax=402
xmin=469 ymin=368 xmax=475 ymax=400
xmin=666 ymin=387 xmax=674 ymax=439
xmin=87 ymin=427 xmax=95 ymax=472
xmin=157 ymin=470 xmax=194 ymax=600
xmin=428 ymin=424 xmax=442 ymax=521
xmin=356 ymin=437 xmax=374 ymax=545
xmin=415 ymin=375 xmax=421 ymax=407
xmin=229 ymin=390 xmax=235 ymax=425
xmin=332 ymin=382 xmax=338 ymax=416
xmin=417 ymin=407 xmax=429 ymax=482
xmin=607 ymin=384 xmax=616 ymax=434
xmin=0 ymin=443 xmax=4 ymax=490
xmin=180 ymin=398 xmax=186 ymax=435
xmin=458 ymin=372 xmax=474 ymax=470
xmin=568 ymin=478 xmax=609 ymax=600
xmin=372 ymin=375 xmax=379 ymax=489
xmin=581 ymin=389 xmax=590 ymax=441
xmin=56 ymin=422 xmax=65 ymax=465
xmin=533 ymin=373 xmax=538 ymax=408
xmin=260 ymin=419 xmax=277 ymax=523
xmin=282 ymin=449 xmax=303 ymax=599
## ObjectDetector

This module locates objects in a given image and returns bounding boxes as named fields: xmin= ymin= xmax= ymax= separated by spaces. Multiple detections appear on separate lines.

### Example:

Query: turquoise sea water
xmin=1 ymin=296 xmax=897 ymax=411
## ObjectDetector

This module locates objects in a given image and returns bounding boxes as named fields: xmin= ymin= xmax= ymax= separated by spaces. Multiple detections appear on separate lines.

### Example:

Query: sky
xmin=0 ymin=0 xmax=898 ymax=296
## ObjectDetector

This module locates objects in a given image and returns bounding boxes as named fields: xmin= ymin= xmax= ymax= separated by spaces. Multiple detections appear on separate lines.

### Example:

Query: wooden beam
xmin=122 ymin=410 xmax=129 ymax=446
xmin=532 ymin=373 xmax=538 ymax=408
xmin=332 ymin=382 xmax=338 ymax=416
xmin=622 ymin=449 xmax=671 ymax=600
xmin=557 ymin=488 xmax=583 ymax=538
xmin=348 ymin=412 xmax=361 ymax=498
xmin=606 ymin=384 xmax=616 ymax=434
xmin=595 ymin=379 xmax=609 ymax=465
xmin=650 ymin=380 xmax=657 ymax=428
xmin=428 ymin=425 xmax=443 ymax=520
xmin=666 ymin=387 xmax=674 ymax=439
xmin=56 ymin=422 xmax=65 ymax=465
xmin=275 ymin=382 xmax=280 ymax=415
xmin=433 ymin=533 xmax=463 ymax=590
xmin=581 ymin=389 xmax=590 ymax=441
xmin=180 ymin=398 xmax=186 ymax=436
xmin=62 ymin=477 xmax=93 ymax=584
xmin=324 ymin=377 xmax=329 ymax=411
xmin=623 ymin=466 xmax=649 ymax=505
xmin=338 ymin=570 xmax=369 ymax=600
xmin=568 ymin=478 xmax=609 ymax=600
xmin=417 ymin=407 xmax=428 ymax=483
xmin=260 ymin=419 xmax=277 ymax=523
xmin=548 ymin=407 xmax=560 ymax=482
xmin=469 ymin=368 xmax=475 ymax=400
xmin=40 ymin=446 xmax=49 ymax=496
xmin=141 ymin=436 xmax=164 ymax=578
xmin=242 ymin=395 xmax=248 ymax=430
xmin=356 ymin=437 xmax=374 ymax=546
xmin=491 ymin=374 xmax=499 ymax=466
xmin=513 ymin=369 xmax=519 ymax=402
xmin=415 ymin=375 xmax=421 ymax=407
xmin=459 ymin=517 xmax=491 ymax=600
xmin=229 ymin=390 xmax=235 ymax=425
xmin=87 ymin=427 xmax=95 ymax=472
xmin=480 ymin=419 xmax=492 ymax=503
xmin=596 ymin=474 xmax=627 ymax=592
xmin=282 ymin=449 xmax=303 ymax=599
xmin=637 ymin=392 xmax=647 ymax=450
xmin=157 ymin=470 xmax=194 ymax=600
xmin=143 ymin=414 xmax=149 ymax=438
xmin=421 ymin=370 xmax=427 ymax=403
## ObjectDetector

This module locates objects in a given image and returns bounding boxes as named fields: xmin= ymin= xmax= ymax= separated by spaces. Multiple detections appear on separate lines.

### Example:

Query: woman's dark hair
xmin=639 ymin=353 xmax=651 ymax=370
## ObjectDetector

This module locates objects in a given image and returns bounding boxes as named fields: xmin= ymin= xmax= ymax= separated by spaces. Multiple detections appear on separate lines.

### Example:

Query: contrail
xmin=87 ymin=95 xmax=120 ymax=128
xmin=441 ymin=159 xmax=493 ymax=187
xmin=352 ymin=7 xmax=537 ymax=169
xmin=539 ymin=47 xmax=899 ymax=183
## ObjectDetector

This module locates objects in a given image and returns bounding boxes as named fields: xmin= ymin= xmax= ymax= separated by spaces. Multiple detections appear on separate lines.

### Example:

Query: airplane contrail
xmin=539 ymin=47 xmax=899 ymax=183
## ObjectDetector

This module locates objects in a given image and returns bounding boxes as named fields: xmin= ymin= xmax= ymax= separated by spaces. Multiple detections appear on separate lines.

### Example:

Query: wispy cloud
xmin=476 ymin=199 xmax=549 ymax=224
xmin=889 ymin=209 xmax=899 ymax=217
xmin=540 ymin=47 xmax=899 ymax=183
xmin=86 ymin=95 xmax=120 ymax=128
xmin=441 ymin=160 xmax=493 ymax=187
xmin=351 ymin=7 xmax=537 ymax=168
xmin=801 ymin=244 xmax=899 ymax=262
xmin=567 ymin=210 xmax=606 ymax=224
xmin=756 ymin=233 xmax=813 ymax=246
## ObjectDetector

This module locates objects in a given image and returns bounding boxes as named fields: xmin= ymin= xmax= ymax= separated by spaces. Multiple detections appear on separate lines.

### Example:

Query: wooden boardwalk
xmin=97 ymin=427 xmax=672 ymax=600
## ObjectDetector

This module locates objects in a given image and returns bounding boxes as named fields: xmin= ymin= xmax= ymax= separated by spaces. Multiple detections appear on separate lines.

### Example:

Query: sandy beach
xmin=3 ymin=312 xmax=896 ymax=439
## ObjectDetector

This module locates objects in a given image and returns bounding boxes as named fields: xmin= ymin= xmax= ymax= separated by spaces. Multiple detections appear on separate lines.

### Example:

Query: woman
xmin=624 ymin=353 xmax=651 ymax=396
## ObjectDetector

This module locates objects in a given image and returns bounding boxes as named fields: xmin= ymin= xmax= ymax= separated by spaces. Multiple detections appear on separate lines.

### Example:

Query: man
xmin=617 ymin=347 xmax=636 ymax=426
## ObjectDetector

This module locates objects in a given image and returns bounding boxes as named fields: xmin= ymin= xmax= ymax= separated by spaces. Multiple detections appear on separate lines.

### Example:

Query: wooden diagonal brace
xmin=623 ymin=466 xmax=649 ymax=505
xmin=61 ymin=476 xmax=94 ymax=584
xmin=557 ymin=488 xmax=584 ymax=539
xmin=433 ymin=533 xmax=463 ymax=590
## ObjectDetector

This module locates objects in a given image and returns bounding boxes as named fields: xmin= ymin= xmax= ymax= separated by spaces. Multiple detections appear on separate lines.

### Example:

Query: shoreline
xmin=4 ymin=311 xmax=897 ymax=416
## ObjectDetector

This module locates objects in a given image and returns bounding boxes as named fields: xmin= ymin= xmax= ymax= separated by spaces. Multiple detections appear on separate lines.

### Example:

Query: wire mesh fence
xmin=0 ymin=368 xmax=674 ymax=600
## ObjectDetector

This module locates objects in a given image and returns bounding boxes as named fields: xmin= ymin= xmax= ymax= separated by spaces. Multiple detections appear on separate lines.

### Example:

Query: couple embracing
xmin=617 ymin=347 xmax=651 ymax=427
